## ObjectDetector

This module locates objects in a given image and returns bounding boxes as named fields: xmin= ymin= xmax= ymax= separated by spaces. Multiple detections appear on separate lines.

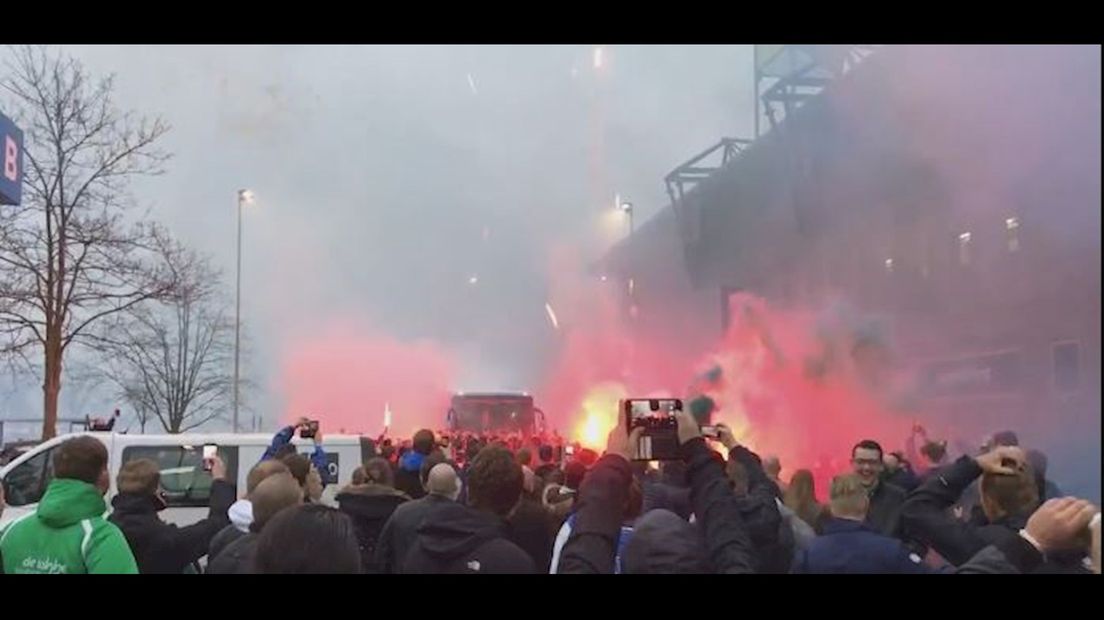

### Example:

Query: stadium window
xmin=1005 ymin=216 xmax=1020 ymax=253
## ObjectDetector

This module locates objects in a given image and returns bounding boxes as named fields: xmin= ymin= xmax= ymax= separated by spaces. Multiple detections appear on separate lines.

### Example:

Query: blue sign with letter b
xmin=0 ymin=111 xmax=24 ymax=206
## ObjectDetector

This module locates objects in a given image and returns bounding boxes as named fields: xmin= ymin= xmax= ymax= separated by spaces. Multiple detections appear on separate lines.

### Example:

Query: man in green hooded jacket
xmin=1 ymin=435 xmax=138 ymax=574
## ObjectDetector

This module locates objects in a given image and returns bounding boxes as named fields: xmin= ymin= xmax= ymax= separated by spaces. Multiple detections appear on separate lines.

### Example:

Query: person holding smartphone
xmin=262 ymin=417 xmax=328 ymax=486
xmin=901 ymin=445 xmax=1095 ymax=573
xmin=108 ymin=449 xmax=235 ymax=574
xmin=557 ymin=410 xmax=758 ymax=574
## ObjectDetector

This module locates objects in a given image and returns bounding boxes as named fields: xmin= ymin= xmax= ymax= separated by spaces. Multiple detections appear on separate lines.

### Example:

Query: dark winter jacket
xmin=900 ymin=455 xmax=1090 ymax=573
xmin=865 ymin=479 xmax=907 ymax=538
xmin=205 ymin=531 xmax=258 ymax=574
xmin=955 ymin=533 xmax=1048 ymax=574
xmin=108 ymin=479 xmax=235 ymax=574
xmin=336 ymin=483 xmax=410 ymax=574
xmin=375 ymin=493 xmax=454 ymax=574
xmin=792 ymin=517 xmax=932 ymax=574
xmin=505 ymin=497 xmax=555 ymax=573
xmin=208 ymin=523 xmax=246 ymax=563
xmin=885 ymin=467 xmax=921 ymax=493
xmin=401 ymin=501 xmax=534 ymax=574
xmin=550 ymin=512 xmax=634 ymax=573
xmin=555 ymin=454 xmax=636 ymax=574
xmin=918 ymin=463 xmax=950 ymax=486
xmin=685 ymin=439 xmax=757 ymax=574
xmin=725 ymin=444 xmax=790 ymax=573
xmin=1041 ymin=479 xmax=1063 ymax=502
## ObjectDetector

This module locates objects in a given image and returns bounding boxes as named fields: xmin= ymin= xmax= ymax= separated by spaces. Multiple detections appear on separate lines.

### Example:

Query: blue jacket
xmin=792 ymin=517 xmax=936 ymax=574
xmin=261 ymin=426 xmax=329 ymax=483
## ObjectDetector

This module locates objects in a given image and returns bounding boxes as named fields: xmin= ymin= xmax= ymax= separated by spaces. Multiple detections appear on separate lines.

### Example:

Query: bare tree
xmin=125 ymin=401 xmax=153 ymax=434
xmin=99 ymin=234 xmax=235 ymax=434
xmin=0 ymin=46 xmax=175 ymax=439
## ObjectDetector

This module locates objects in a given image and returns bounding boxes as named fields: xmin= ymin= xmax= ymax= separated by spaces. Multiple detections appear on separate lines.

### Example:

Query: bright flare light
xmin=572 ymin=382 xmax=627 ymax=450
xmin=238 ymin=189 xmax=255 ymax=204
xmin=545 ymin=302 xmax=560 ymax=331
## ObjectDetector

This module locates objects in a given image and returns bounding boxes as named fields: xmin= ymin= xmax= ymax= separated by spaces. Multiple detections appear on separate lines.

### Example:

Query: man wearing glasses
xmin=851 ymin=439 xmax=908 ymax=538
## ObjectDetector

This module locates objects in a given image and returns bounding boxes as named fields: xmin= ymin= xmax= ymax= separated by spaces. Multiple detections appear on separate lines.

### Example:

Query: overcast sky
xmin=1 ymin=45 xmax=756 ymax=430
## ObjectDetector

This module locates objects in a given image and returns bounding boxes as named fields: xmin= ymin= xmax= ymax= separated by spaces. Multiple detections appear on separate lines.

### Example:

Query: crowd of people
xmin=0 ymin=415 xmax=1099 ymax=574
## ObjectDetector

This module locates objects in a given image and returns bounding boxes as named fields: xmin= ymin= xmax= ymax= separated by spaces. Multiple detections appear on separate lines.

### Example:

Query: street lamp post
xmin=620 ymin=200 xmax=634 ymax=237
xmin=234 ymin=189 xmax=254 ymax=433
xmin=620 ymin=201 xmax=635 ymax=302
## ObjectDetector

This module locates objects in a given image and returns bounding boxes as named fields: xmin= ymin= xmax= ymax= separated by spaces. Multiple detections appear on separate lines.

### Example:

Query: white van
xmin=0 ymin=432 xmax=377 ymax=530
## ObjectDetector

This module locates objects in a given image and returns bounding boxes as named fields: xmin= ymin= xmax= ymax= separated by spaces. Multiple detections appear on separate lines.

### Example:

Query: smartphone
xmin=202 ymin=444 xmax=217 ymax=471
xmin=624 ymin=398 xmax=683 ymax=461
xmin=701 ymin=425 xmax=720 ymax=439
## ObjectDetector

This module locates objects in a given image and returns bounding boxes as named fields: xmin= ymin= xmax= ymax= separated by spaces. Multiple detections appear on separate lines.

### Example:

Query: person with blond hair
xmin=902 ymin=445 xmax=1094 ymax=573
xmin=792 ymin=473 xmax=930 ymax=573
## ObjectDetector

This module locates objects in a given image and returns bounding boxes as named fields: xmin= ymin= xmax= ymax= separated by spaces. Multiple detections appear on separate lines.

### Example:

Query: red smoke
xmin=276 ymin=261 xmax=914 ymax=502
xmin=698 ymin=294 xmax=909 ymax=498
xmin=277 ymin=320 xmax=456 ymax=438
xmin=535 ymin=253 xmax=912 ymax=499
xmin=535 ymin=246 xmax=697 ymax=442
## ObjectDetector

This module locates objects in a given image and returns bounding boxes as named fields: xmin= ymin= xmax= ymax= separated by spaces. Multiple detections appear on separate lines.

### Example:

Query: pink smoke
xmin=535 ymin=245 xmax=697 ymax=433
xmin=698 ymin=293 xmax=910 ymax=498
xmin=277 ymin=320 xmax=457 ymax=438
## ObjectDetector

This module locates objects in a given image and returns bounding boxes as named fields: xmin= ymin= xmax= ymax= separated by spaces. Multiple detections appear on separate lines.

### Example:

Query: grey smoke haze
xmin=0 ymin=45 xmax=754 ymax=428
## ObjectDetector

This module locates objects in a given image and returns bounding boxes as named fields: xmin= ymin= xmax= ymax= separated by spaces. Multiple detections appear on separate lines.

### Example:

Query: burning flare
xmin=572 ymin=382 xmax=627 ymax=450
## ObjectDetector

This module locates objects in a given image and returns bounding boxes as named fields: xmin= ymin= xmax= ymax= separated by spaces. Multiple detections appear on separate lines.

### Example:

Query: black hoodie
xmin=400 ymin=501 xmax=534 ymax=574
